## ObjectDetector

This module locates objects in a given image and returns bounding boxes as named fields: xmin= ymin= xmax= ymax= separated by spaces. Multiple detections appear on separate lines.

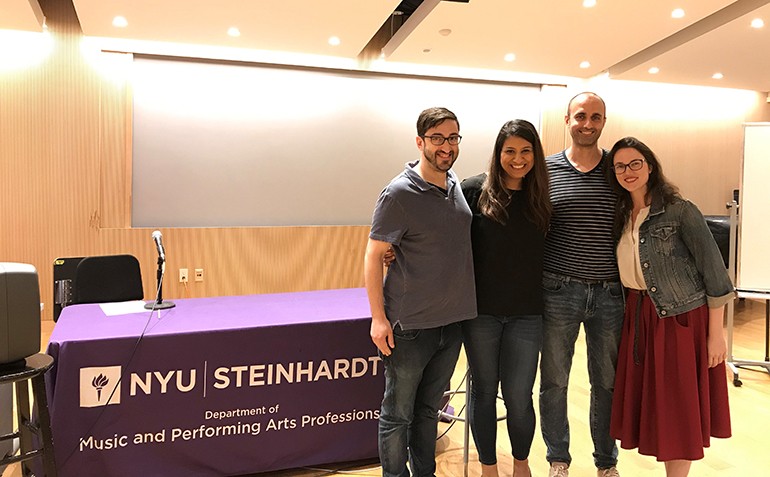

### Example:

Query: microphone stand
xmin=145 ymin=256 xmax=175 ymax=310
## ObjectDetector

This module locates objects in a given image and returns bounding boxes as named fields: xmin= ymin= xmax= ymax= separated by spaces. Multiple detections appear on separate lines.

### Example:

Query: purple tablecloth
xmin=46 ymin=288 xmax=383 ymax=477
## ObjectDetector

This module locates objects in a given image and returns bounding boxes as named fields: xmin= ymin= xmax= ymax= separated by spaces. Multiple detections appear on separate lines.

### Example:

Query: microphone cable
xmin=56 ymin=265 xmax=167 ymax=472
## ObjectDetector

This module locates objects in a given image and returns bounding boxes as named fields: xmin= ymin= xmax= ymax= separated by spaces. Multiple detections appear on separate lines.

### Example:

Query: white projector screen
xmin=737 ymin=123 xmax=770 ymax=292
xmin=131 ymin=57 xmax=542 ymax=227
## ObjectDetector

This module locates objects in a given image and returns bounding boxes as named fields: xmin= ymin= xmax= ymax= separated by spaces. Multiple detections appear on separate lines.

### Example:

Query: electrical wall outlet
xmin=194 ymin=268 xmax=204 ymax=282
xmin=179 ymin=268 xmax=189 ymax=283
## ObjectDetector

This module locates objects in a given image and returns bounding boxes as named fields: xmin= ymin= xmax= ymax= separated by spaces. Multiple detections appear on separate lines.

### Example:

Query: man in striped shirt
xmin=539 ymin=92 xmax=624 ymax=477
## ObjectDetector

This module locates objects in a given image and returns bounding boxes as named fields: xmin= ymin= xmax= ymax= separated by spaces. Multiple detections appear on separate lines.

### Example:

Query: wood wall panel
xmin=1 ymin=0 xmax=767 ymax=323
xmin=96 ymin=226 xmax=370 ymax=306
xmin=750 ymin=99 xmax=770 ymax=122
xmin=98 ymin=52 xmax=132 ymax=229
xmin=538 ymin=85 xmax=568 ymax=155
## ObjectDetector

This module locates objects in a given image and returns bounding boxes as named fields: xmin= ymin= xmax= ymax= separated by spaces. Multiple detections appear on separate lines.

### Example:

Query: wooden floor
xmin=3 ymin=299 xmax=770 ymax=477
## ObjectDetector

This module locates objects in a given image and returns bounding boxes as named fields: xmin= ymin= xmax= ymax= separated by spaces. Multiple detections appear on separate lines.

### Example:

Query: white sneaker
xmin=549 ymin=462 xmax=569 ymax=477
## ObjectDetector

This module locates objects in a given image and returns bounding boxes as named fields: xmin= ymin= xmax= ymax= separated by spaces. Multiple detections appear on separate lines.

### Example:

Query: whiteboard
xmin=737 ymin=123 xmax=770 ymax=292
xmin=131 ymin=57 xmax=542 ymax=227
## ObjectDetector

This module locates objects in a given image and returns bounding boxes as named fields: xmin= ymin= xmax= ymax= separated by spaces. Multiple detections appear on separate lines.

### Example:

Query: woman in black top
xmin=461 ymin=119 xmax=551 ymax=477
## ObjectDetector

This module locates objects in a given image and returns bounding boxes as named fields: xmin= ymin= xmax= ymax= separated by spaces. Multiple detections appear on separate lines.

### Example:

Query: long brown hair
xmin=478 ymin=119 xmax=551 ymax=232
xmin=605 ymin=136 xmax=680 ymax=240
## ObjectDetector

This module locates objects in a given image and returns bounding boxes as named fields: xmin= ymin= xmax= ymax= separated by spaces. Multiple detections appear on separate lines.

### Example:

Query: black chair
xmin=704 ymin=215 xmax=730 ymax=268
xmin=0 ymin=353 xmax=57 ymax=477
xmin=53 ymin=255 xmax=144 ymax=321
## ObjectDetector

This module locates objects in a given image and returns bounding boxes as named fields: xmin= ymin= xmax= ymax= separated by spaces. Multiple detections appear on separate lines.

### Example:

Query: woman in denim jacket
xmin=605 ymin=137 xmax=733 ymax=477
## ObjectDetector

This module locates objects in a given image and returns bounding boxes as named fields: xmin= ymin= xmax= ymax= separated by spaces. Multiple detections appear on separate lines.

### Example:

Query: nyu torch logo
xmin=80 ymin=366 xmax=122 ymax=408
xmin=92 ymin=374 xmax=110 ymax=401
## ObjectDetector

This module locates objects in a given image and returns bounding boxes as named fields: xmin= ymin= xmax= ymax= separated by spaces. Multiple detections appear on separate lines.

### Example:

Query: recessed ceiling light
xmin=583 ymin=0 xmax=597 ymax=8
xmin=712 ymin=72 xmax=724 ymax=80
xmin=328 ymin=36 xmax=341 ymax=46
xmin=504 ymin=53 xmax=516 ymax=62
xmin=112 ymin=16 xmax=128 ymax=28
xmin=579 ymin=61 xmax=591 ymax=69
xmin=648 ymin=67 xmax=660 ymax=74
xmin=438 ymin=28 xmax=452 ymax=36
xmin=671 ymin=8 xmax=685 ymax=19
xmin=751 ymin=18 xmax=765 ymax=29
xmin=227 ymin=27 xmax=241 ymax=37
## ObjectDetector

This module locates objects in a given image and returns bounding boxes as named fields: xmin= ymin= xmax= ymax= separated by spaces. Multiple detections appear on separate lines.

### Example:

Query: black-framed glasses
xmin=613 ymin=158 xmax=646 ymax=174
xmin=422 ymin=135 xmax=462 ymax=146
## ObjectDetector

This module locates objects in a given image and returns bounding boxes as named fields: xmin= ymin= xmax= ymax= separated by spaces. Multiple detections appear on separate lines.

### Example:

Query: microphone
xmin=145 ymin=230 xmax=175 ymax=310
xmin=152 ymin=230 xmax=165 ymax=262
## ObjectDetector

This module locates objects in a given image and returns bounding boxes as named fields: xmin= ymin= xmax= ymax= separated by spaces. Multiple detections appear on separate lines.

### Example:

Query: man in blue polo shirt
xmin=364 ymin=107 xmax=476 ymax=477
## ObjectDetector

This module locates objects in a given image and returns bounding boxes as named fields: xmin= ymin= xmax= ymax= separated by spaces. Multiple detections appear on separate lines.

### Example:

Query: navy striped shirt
xmin=543 ymin=150 xmax=619 ymax=281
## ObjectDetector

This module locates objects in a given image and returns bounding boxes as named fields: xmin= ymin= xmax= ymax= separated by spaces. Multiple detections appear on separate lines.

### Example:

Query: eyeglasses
xmin=612 ymin=158 xmax=646 ymax=174
xmin=422 ymin=135 xmax=462 ymax=146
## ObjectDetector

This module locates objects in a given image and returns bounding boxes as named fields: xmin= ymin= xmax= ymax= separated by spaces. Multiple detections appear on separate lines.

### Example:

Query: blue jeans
xmin=462 ymin=314 xmax=542 ymax=464
xmin=379 ymin=322 xmax=463 ymax=477
xmin=539 ymin=272 xmax=624 ymax=469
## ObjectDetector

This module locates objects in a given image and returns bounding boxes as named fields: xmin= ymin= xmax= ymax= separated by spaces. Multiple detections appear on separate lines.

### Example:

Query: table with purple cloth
xmin=45 ymin=288 xmax=383 ymax=477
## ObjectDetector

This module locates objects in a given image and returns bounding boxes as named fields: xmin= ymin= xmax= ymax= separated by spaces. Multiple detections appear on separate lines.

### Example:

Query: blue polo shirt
xmin=369 ymin=161 xmax=477 ymax=330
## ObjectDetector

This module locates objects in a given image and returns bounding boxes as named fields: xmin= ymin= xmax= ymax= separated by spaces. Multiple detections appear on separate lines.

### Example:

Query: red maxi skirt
xmin=610 ymin=291 xmax=731 ymax=461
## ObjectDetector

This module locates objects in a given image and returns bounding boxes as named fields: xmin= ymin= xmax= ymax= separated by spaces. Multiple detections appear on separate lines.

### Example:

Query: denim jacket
xmin=637 ymin=197 xmax=735 ymax=318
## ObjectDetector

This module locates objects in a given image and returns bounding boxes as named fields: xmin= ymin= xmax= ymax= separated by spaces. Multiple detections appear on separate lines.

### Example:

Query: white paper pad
xmin=99 ymin=300 xmax=150 ymax=316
